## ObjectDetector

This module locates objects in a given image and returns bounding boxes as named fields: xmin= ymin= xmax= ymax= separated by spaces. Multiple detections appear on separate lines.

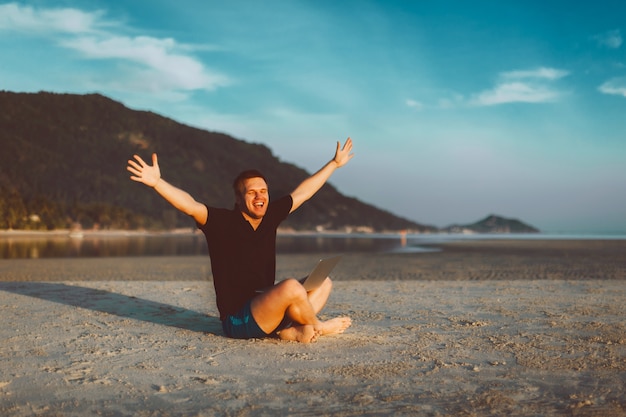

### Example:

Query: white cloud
xmin=405 ymin=98 xmax=423 ymax=110
xmin=472 ymin=82 xmax=561 ymax=106
xmin=62 ymin=36 xmax=228 ymax=91
xmin=501 ymin=67 xmax=569 ymax=81
xmin=470 ymin=67 xmax=568 ymax=106
xmin=0 ymin=2 xmax=104 ymax=34
xmin=598 ymin=77 xmax=626 ymax=97
xmin=0 ymin=2 xmax=227 ymax=95
xmin=592 ymin=29 xmax=623 ymax=49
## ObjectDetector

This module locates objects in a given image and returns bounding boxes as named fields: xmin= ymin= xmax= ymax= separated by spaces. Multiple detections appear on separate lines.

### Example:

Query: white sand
xmin=1 ymin=274 xmax=625 ymax=416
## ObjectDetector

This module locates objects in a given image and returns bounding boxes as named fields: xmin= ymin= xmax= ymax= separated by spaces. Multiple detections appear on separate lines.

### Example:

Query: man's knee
xmin=276 ymin=278 xmax=308 ymax=299
xmin=275 ymin=277 xmax=332 ymax=300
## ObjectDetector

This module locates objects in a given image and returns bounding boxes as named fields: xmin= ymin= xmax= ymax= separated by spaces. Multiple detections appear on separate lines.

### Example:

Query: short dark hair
xmin=232 ymin=169 xmax=267 ymax=197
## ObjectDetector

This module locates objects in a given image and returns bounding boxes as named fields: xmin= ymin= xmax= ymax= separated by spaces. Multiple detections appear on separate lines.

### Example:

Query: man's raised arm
xmin=290 ymin=137 xmax=354 ymax=213
xmin=127 ymin=153 xmax=208 ymax=225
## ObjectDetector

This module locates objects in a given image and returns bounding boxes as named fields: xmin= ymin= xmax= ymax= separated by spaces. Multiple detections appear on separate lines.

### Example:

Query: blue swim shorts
xmin=222 ymin=300 xmax=293 ymax=339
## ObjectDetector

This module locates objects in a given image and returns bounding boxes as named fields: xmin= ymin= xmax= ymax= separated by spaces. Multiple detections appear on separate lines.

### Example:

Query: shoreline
xmin=1 ymin=239 xmax=625 ymax=282
xmin=2 ymin=228 xmax=626 ymax=239
xmin=0 ymin=228 xmax=202 ymax=238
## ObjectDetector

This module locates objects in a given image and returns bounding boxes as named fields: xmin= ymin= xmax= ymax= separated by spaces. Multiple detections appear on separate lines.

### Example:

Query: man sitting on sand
xmin=126 ymin=138 xmax=354 ymax=343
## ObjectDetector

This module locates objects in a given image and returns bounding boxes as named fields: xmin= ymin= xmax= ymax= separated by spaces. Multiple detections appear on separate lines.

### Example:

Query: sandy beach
xmin=1 ymin=239 xmax=625 ymax=416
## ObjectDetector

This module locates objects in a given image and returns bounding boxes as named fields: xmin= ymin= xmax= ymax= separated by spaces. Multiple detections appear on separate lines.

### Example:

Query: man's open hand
xmin=127 ymin=153 xmax=161 ymax=188
xmin=333 ymin=137 xmax=354 ymax=168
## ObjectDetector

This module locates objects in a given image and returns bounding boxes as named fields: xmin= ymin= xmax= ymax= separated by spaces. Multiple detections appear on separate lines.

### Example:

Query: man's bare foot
xmin=316 ymin=317 xmax=352 ymax=336
xmin=277 ymin=324 xmax=321 ymax=343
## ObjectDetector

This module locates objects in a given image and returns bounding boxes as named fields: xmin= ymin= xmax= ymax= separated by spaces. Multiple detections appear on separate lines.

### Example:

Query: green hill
xmin=0 ymin=91 xmax=434 ymax=232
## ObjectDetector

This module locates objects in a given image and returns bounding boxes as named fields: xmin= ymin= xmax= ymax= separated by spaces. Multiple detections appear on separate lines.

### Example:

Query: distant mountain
xmin=443 ymin=214 xmax=540 ymax=234
xmin=0 ymin=91 xmax=435 ymax=232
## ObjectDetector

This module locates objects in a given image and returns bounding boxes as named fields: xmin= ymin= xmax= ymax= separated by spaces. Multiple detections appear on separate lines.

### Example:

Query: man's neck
xmin=241 ymin=211 xmax=262 ymax=230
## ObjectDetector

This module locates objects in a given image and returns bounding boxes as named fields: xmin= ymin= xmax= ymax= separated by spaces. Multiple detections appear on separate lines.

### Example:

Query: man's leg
xmin=250 ymin=278 xmax=351 ymax=343
xmin=307 ymin=277 xmax=332 ymax=313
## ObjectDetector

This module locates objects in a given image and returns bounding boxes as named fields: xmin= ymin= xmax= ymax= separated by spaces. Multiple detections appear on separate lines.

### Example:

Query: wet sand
xmin=1 ymin=239 xmax=625 ymax=416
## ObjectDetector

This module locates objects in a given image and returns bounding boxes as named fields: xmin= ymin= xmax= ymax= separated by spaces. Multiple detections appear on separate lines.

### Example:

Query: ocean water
xmin=0 ymin=232 xmax=432 ymax=259
xmin=1 ymin=232 xmax=624 ymax=259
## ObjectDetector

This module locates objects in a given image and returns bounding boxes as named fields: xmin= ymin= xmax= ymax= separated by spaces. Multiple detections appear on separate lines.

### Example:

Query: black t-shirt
xmin=198 ymin=195 xmax=293 ymax=320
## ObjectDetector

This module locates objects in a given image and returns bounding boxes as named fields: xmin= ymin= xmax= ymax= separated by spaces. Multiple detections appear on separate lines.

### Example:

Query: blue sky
xmin=1 ymin=1 xmax=625 ymax=233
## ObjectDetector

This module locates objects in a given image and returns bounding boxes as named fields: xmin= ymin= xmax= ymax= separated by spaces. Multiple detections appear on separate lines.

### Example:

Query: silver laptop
xmin=299 ymin=255 xmax=342 ymax=291
xmin=256 ymin=255 xmax=342 ymax=293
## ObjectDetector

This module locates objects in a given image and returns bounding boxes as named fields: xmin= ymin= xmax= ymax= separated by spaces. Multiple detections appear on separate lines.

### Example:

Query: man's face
xmin=239 ymin=177 xmax=269 ymax=219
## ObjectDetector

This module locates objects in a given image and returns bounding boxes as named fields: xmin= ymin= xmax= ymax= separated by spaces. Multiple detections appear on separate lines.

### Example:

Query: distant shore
xmin=0 ymin=228 xmax=201 ymax=237
xmin=2 ymin=227 xmax=625 ymax=239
